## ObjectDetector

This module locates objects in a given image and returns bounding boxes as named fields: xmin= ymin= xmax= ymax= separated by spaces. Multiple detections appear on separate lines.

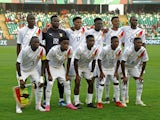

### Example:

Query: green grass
xmin=0 ymin=45 xmax=160 ymax=120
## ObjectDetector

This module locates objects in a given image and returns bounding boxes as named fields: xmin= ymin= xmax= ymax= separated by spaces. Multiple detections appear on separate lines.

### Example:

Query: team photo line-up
xmin=15 ymin=13 xmax=149 ymax=113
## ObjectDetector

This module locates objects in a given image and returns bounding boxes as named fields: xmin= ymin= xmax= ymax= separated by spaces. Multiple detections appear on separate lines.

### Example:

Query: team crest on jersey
xmin=59 ymin=33 xmax=63 ymax=37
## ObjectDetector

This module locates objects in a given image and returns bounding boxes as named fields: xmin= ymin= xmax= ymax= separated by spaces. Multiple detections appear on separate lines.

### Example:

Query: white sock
xmin=114 ymin=85 xmax=120 ymax=102
xmin=94 ymin=77 xmax=99 ymax=101
xmin=105 ymin=79 xmax=110 ymax=98
xmin=45 ymin=81 xmax=53 ymax=106
xmin=87 ymin=93 xmax=93 ymax=104
xmin=121 ymin=82 xmax=127 ymax=103
xmin=64 ymin=81 xmax=71 ymax=104
xmin=125 ymin=80 xmax=129 ymax=100
xmin=97 ymin=85 xmax=104 ymax=103
xmin=136 ymin=79 xmax=143 ymax=101
xmin=74 ymin=95 xmax=80 ymax=105
xmin=36 ymin=87 xmax=43 ymax=108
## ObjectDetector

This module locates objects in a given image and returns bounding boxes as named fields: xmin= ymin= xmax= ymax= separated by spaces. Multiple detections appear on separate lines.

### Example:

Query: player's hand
xmin=20 ymin=80 xmax=25 ymax=89
xmin=138 ymin=76 xmax=144 ymax=83
xmin=100 ymin=72 xmax=105 ymax=80
xmin=66 ymin=74 xmax=69 ymax=81
xmin=114 ymin=72 xmax=119 ymax=80
xmin=48 ymin=74 xmax=53 ymax=81
xmin=42 ymin=27 xmax=48 ymax=33
xmin=122 ymin=76 xmax=128 ymax=85
xmin=101 ymin=28 xmax=109 ymax=33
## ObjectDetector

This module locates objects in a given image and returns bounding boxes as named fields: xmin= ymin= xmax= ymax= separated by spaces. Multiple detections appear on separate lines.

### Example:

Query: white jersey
xmin=74 ymin=44 xmax=99 ymax=68
xmin=86 ymin=29 xmax=105 ymax=50
xmin=121 ymin=46 xmax=149 ymax=68
xmin=17 ymin=26 xmax=42 ymax=49
xmin=47 ymin=45 xmax=73 ymax=67
xmin=104 ymin=28 xmax=124 ymax=46
xmin=99 ymin=45 xmax=122 ymax=69
xmin=17 ymin=46 xmax=46 ymax=72
xmin=65 ymin=27 xmax=86 ymax=51
xmin=121 ymin=26 xmax=146 ymax=48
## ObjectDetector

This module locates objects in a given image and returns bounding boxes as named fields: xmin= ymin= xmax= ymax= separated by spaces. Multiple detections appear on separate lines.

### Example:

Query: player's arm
xmin=98 ymin=59 xmax=105 ymax=80
xmin=139 ymin=62 xmax=146 ymax=81
xmin=16 ymin=44 xmax=21 ymax=56
xmin=91 ymin=59 xmax=96 ymax=72
xmin=114 ymin=60 xmax=120 ymax=80
xmin=121 ymin=60 xmax=127 ymax=84
xmin=16 ymin=62 xmax=25 ymax=88
xmin=66 ymin=58 xmax=71 ymax=81
xmin=46 ymin=60 xmax=52 ymax=81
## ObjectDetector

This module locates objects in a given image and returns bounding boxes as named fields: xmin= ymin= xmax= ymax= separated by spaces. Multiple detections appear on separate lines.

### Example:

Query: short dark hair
xmin=94 ymin=17 xmax=102 ymax=23
xmin=27 ymin=13 xmax=35 ymax=20
xmin=50 ymin=15 xmax=58 ymax=21
xmin=29 ymin=36 xmax=39 ymax=45
xmin=73 ymin=16 xmax=82 ymax=22
xmin=86 ymin=35 xmax=94 ymax=40
xmin=111 ymin=36 xmax=118 ymax=42
xmin=134 ymin=37 xmax=141 ymax=41
xmin=59 ymin=36 xmax=69 ymax=43
xmin=111 ymin=16 xmax=119 ymax=21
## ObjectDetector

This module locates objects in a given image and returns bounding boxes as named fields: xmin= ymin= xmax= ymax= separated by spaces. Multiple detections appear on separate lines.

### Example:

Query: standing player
xmin=45 ymin=36 xmax=77 ymax=111
xmin=74 ymin=35 xmax=98 ymax=109
xmin=121 ymin=37 xmax=149 ymax=107
xmin=97 ymin=36 xmax=124 ymax=109
xmin=42 ymin=15 xmax=67 ymax=106
xmin=121 ymin=16 xmax=146 ymax=104
xmin=86 ymin=17 xmax=106 ymax=103
xmin=17 ymin=14 xmax=42 ymax=56
xmin=16 ymin=36 xmax=46 ymax=113
xmin=16 ymin=14 xmax=43 ymax=112
xmin=104 ymin=16 xmax=124 ymax=103
xmin=64 ymin=16 xmax=86 ymax=79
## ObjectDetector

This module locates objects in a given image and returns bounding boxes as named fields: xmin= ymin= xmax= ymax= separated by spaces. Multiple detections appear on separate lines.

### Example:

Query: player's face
xmin=27 ymin=15 xmax=35 ymax=27
xmin=134 ymin=39 xmax=142 ymax=51
xmin=130 ymin=17 xmax=138 ymax=27
xmin=111 ymin=38 xmax=119 ymax=50
xmin=31 ymin=38 xmax=40 ymax=51
xmin=112 ymin=18 xmax=119 ymax=28
xmin=60 ymin=40 xmax=69 ymax=51
xmin=94 ymin=20 xmax=103 ymax=30
xmin=51 ymin=17 xmax=59 ymax=28
xmin=74 ymin=19 xmax=82 ymax=29
xmin=86 ymin=37 xmax=95 ymax=48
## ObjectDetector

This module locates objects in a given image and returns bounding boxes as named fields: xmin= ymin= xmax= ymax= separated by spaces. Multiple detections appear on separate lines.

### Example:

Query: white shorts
xmin=78 ymin=67 xmax=93 ymax=80
xmin=125 ymin=67 xmax=140 ymax=78
xmin=19 ymin=68 xmax=40 ymax=84
xmin=49 ymin=65 xmax=66 ymax=84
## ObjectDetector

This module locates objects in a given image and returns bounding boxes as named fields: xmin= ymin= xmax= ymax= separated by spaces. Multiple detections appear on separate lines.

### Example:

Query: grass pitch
xmin=0 ymin=45 xmax=160 ymax=120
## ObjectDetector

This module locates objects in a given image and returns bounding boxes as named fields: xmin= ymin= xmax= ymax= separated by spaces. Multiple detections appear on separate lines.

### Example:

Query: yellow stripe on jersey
xmin=41 ymin=55 xmax=46 ymax=60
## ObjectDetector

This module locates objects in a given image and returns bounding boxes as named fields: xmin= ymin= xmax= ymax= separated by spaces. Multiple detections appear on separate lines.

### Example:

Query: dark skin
xmin=121 ymin=39 xmax=146 ymax=85
xmin=111 ymin=17 xmax=120 ymax=31
xmin=71 ymin=18 xmax=82 ymax=31
xmin=46 ymin=40 xmax=71 ymax=81
xmin=74 ymin=37 xmax=96 ymax=95
xmin=16 ymin=37 xmax=45 ymax=88
xmin=98 ymin=38 xmax=120 ymax=85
